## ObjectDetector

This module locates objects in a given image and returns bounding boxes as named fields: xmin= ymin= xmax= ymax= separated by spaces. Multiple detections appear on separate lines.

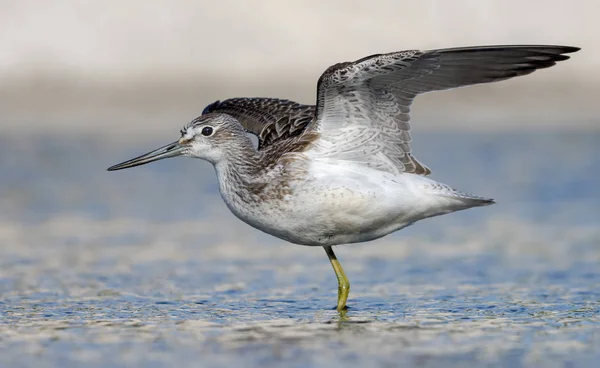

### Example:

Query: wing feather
xmin=311 ymin=45 xmax=579 ymax=175
xmin=202 ymin=98 xmax=315 ymax=150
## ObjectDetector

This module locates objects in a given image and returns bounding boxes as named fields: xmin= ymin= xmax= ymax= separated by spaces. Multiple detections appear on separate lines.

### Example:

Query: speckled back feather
xmin=203 ymin=45 xmax=579 ymax=176
xmin=203 ymin=98 xmax=315 ymax=150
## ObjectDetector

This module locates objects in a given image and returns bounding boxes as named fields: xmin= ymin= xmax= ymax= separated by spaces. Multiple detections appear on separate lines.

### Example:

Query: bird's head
xmin=107 ymin=113 xmax=250 ymax=171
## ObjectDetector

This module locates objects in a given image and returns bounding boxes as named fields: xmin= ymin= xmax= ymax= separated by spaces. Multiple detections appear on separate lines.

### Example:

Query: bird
xmin=108 ymin=45 xmax=579 ymax=311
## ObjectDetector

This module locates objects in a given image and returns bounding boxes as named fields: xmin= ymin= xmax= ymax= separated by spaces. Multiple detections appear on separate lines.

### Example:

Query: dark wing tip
xmin=433 ymin=44 xmax=580 ymax=53
xmin=522 ymin=45 xmax=581 ymax=61
xmin=550 ymin=45 xmax=581 ymax=54
xmin=426 ymin=44 xmax=580 ymax=84
xmin=431 ymin=45 xmax=580 ymax=65
xmin=504 ymin=45 xmax=580 ymax=54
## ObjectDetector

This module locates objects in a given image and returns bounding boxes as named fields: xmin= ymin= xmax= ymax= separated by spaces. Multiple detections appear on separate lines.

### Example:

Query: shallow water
xmin=0 ymin=130 xmax=599 ymax=367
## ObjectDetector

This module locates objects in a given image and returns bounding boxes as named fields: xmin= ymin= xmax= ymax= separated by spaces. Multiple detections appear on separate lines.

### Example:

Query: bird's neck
xmin=213 ymin=146 xmax=267 ymax=205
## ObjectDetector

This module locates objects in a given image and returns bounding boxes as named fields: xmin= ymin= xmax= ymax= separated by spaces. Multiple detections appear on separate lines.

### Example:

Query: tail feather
xmin=422 ymin=181 xmax=495 ymax=208
xmin=449 ymin=189 xmax=495 ymax=207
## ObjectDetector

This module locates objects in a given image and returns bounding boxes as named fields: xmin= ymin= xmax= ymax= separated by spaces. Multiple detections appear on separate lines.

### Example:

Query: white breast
xmin=215 ymin=159 xmax=478 ymax=247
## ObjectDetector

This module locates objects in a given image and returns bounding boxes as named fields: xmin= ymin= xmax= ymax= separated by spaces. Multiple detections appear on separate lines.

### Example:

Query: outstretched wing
xmin=203 ymin=98 xmax=315 ymax=150
xmin=310 ymin=45 xmax=579 ymax=175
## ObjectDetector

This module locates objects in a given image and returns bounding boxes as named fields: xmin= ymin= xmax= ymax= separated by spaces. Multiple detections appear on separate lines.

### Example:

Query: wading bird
xmin=108 ymin=45 xmax=578 ymax=310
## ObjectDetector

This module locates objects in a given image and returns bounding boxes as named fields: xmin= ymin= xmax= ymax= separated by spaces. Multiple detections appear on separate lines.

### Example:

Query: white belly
xmin=218 ymin=160 xmax=482 ymax=246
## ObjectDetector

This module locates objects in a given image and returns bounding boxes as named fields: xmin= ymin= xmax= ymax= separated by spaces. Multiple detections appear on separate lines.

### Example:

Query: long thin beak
xmin=107 ymin=141 xmax=186 ymax=171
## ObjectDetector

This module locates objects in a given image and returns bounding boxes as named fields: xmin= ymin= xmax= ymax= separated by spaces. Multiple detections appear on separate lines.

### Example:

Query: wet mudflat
xmin=0 ymin=130 xmax=598 ymax=367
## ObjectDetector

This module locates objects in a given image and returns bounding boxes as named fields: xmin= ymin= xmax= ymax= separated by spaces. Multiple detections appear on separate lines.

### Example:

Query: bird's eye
xmin=201 ymin=126 xmax=214 ymax=136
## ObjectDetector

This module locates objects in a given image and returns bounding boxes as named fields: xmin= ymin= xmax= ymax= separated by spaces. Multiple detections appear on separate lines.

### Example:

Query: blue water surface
xmin=0 ymin=130 xmax=598 ymax=367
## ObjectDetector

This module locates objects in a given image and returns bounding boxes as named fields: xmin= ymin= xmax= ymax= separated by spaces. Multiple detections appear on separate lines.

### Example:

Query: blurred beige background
xmin=0 ymin=0 xmax=597 ymax=137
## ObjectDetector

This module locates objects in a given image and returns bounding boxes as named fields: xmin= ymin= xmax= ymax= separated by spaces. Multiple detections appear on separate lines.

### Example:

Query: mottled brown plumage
xmin=203 ymin=45 xmax=579 ymax=176
xmin=202 ymin=98 xmax=316 ymax=150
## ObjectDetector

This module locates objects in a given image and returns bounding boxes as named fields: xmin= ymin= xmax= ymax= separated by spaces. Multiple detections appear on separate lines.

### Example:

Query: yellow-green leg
xmin=324 ymin=246 xmax=350 ymax=311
